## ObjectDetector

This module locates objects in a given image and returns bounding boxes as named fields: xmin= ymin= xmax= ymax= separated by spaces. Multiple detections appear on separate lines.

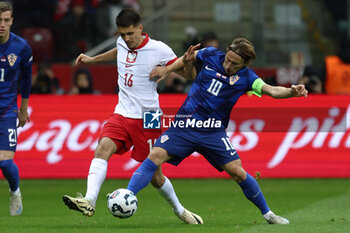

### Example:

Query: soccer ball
xmin=107 ymin=188 xmax=138 ymax=218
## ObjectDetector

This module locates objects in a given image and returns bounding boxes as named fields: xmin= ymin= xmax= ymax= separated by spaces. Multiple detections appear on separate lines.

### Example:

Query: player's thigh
xmin=0 ymin=150 xmax=15 ymax=161
xmin=98 ymin=114 xmax=133 ymax=159
xmin=153 ymin=129 xmax=196 ymax=163
xmin=130 ymin=127 xmax=161 ymax=162
xmin=0 ymin=117 xmax=17 ymax=160
xmin=197 ymin=130 xmax=240 ymax=171
xmin=94 ymin=137 xmax=117 ymax=160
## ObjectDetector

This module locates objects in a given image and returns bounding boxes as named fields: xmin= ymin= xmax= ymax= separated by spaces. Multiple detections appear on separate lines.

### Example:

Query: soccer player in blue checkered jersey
xmin=127 ymin=38 xmax=308 ymax=224
xmin=0 ymin=1 xmax=33 ymax=216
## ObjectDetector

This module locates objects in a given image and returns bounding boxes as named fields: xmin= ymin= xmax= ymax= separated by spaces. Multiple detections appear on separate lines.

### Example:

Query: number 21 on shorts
xmin=8 ymin=128 xmax=17 ymax=146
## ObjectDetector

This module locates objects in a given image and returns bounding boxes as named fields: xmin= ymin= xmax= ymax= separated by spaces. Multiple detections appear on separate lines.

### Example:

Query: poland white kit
xmin=114 ymin=33 xmax=177 ymax=119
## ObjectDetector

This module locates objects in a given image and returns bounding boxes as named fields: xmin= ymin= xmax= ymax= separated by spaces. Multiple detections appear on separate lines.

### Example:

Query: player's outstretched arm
xmin=180 ymin=43 xmax=200 ymax=80
xmin=150 ymin=44 xmax=200 ymax=83
xmin=75 ymin=48 xmax=117 ymax=65
xmin=261 ymin=84 xmax=308 ymax=98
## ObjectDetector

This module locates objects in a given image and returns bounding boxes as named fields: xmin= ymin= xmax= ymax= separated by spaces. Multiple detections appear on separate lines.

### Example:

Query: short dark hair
xmin=227 ymin=38 xmax=256 ymax=66
xmin=116 ymin=8 xmax=141 ymax=27
xmin=0 ymin=1 xmax=13 ymax=16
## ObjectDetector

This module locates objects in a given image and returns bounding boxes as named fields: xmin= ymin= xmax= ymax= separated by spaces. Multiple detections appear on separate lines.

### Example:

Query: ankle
xmin=263 ymin=210 xmax=273 ymax=220
xmin=10 ymin=188 xmax=21 ymax=196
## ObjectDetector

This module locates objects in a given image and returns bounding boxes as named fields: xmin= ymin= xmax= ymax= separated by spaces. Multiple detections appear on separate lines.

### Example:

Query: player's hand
xmin=183 ymin=43 xmax=200 ymax=64
xmin=150 ymin=66 xmax=169 ymax=83
xmin=75 ymin=53 xmax=93 ymax=65
xmin=291 ymin=84 xmax=308 ymax=97
xmin=17 ymin=108 xmax=30 ymax=128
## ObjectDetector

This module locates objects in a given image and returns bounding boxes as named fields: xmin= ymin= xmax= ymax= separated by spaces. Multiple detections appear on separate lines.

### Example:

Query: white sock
xmin=263 ymin=210 xmax=274 ymax=220
xmin=10 ymin=188 xmax=21 ymax=196
xmin=157 ymin=176 xmax=184 ymax=215
xmin=85 ymin=158 xmax=108 ymax=207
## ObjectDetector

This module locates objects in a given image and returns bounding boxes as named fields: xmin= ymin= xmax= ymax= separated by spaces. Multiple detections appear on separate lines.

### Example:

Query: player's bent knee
xmin=148 ymin=147 xmax=169 ymax=166
xmin=94 ymin=137 xmax=116 ymax=160
xmin=221 ymin=160 xmax=247 ymax=182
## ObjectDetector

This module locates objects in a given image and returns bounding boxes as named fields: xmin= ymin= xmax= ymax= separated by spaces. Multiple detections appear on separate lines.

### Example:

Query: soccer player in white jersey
xmin=62 ymin=8 xmax=203 ymax=224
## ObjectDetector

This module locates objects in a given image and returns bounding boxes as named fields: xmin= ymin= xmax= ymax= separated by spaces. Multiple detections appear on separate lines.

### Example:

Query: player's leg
xmin=127 ymin=147 xmax=169 ymax=194
xmin=221 ymin=160 xmax=289 ymax=224
xmin=128 ymin=126 xmax=198 ymax=195
xmin=0 ymin=151 xmax=22 ymax=216
xmin=63 ymin=137 xmax=116 ymax=216
xmin=151 ymin=166 xmax=203 ymax=224
xmin=85 ymin=137 xmax=117 ymax=206
xmin=63 ymin=114 xmax=132 ymax=216
xmin=0 ymin=117 xmax=22 ymax=216
xmin=151 ymin=168 xmax=184 ymax=214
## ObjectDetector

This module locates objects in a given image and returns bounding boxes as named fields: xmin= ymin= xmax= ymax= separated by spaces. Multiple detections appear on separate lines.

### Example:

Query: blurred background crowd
xmin=8 ymin=0 xmax=350 ymax=95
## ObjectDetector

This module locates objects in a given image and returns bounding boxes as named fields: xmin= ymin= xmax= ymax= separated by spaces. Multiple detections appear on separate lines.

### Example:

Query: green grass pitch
xmin=0 ymin=178 xmax=349 ymax=233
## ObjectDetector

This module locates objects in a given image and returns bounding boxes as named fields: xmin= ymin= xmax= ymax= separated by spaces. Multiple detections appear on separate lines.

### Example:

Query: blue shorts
xmin=154 ymin=128 xmax=240 ymax=171
xmin=0 ymin=117 xmax=17 ymax=152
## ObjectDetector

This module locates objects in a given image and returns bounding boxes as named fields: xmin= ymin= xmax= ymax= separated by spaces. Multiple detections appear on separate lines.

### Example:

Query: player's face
xmin=118 ymin=24 xmax=143 ymax=49
xmin=223 ymin=50 xmax=244 ymax=75
xmin=0 ymin=11 xmax=12 ymax=41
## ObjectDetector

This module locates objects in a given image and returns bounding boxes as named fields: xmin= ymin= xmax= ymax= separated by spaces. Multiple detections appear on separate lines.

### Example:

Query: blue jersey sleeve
xmin=20 ymin=43 xmax=32 ymax=98
xmin=247 ymin=69 xmax=260 ymax=90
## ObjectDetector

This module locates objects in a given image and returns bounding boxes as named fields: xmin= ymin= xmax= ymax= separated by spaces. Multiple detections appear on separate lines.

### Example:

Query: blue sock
xmin=238 ymin=173 xmax=270 ymax=215
xmin=0 ymin=159 xmax=20 ymax=192
xmin=127 ymin=158 xmax=158 ymax=195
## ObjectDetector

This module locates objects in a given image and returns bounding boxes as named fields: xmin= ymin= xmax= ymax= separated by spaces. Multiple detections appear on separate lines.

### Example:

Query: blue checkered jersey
xmin=0 ymin=32 xmax=32 ymax=118
xmin=176 ymin=47 xmax=260 ymax=128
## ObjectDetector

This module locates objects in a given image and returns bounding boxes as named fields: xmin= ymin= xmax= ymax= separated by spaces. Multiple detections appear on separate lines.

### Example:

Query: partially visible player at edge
xmin=0 ymin=1 xmax=33 ymax=216
xmin=62 ymin=8 xmax=203 ymax=224
xmin=126 ymin=38 xmax=308 ymax=224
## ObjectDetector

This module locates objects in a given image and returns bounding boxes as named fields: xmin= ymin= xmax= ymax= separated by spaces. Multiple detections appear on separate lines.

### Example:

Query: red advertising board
xmin=3 ymin=94 xmax=349 ymax=179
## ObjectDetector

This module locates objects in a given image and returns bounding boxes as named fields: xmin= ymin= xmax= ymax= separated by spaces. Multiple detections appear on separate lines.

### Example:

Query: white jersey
xmin=114 ymin=33 xmax=177 ymax=118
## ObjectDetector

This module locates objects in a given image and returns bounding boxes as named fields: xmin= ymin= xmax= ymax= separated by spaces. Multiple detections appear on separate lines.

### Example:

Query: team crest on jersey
xmin=229 ymin=75 xmax=240 ymax=85
xmin=160 ymin=135 xmax=169 ymax=143
xmin=126 ymin=51 xmax=138 ymax=63
xmin=7 ymin=53 xmax=17 ymax=67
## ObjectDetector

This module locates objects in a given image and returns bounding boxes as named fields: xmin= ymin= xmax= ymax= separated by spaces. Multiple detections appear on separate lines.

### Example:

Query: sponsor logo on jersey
xmin=229 ymin=75 xmax=240 ymax=85
xmin=1 ymin=56 xmax=6 ymax=62
xmin=7 ymin=53 xmax=17 ymax=67
xmin=160 ymin=135 xmax=169 ymax=143
xmin=205 ymin=65 xmax=215 ymax=72
xmin=143 ymin=109 xmax=162 ymax=129
xmin=126 ymin=51 xmax=138 ymax=63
